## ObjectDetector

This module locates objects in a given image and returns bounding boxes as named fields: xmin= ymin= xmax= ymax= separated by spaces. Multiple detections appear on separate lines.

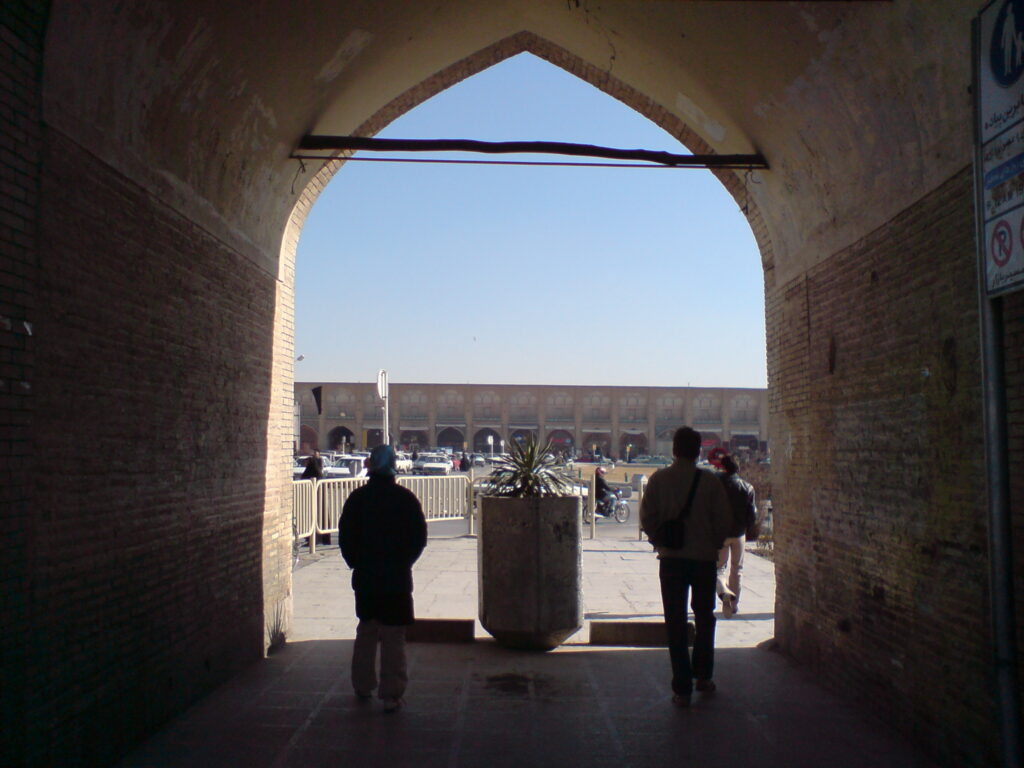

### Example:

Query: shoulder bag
xmin=649 ymin=471 xmax=702 ymax=549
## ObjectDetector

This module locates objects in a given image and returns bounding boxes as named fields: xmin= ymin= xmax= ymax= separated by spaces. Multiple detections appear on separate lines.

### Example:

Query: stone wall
xmin=769 ymin=167 xmax=1006 ymax=766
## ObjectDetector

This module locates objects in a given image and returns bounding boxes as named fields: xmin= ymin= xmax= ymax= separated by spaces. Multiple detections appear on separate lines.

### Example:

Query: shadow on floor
xmin=118 ymin=638 xmax=936 ymax=768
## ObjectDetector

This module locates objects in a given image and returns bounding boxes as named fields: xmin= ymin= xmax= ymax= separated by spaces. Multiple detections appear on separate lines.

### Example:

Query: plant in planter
xmin=478 ymin=435 xmax=583 ymax=650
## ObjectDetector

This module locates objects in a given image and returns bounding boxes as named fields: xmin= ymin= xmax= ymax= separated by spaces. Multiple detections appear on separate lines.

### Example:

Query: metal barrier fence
xmin=293 ymin=475 xmax=472 ymax=552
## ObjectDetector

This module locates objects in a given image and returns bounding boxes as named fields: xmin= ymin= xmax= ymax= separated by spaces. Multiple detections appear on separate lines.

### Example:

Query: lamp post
xmin=488 ymin=434 xmax=494 ymax=460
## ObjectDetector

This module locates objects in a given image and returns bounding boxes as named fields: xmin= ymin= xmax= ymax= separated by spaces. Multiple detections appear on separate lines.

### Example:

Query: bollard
xmin=637 ymin=476 xmax=647 ymax=541
xmin=588 ymin=474 xmax=597 ymax=540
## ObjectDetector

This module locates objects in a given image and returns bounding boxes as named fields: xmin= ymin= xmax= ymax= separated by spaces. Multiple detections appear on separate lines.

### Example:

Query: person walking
xmin=339 ymin=444 xmax=428 ymax=712
xmin=716 ymin=453 xmax=756 ymax=618
xmin=640 ymin=427 xmax=731 ymax=707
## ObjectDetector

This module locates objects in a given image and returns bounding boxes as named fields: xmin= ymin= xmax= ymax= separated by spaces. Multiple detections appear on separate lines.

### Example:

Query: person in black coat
xmin=300 ymin=450 xmax=323 ymax=480
xmin=339 ymin=444 xmax=427 ymax=712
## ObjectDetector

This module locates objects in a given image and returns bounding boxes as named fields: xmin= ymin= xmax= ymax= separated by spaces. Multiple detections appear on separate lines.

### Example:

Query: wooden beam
xmin=297 ymin=135 xmax=768 ymax=169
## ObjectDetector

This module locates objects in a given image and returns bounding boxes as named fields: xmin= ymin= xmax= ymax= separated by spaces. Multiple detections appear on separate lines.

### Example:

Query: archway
xmin=364 ymin=428 xmax=384 ymax=449
xmin=400 ymin=430 xmax=429 ymax=451
xmin=474 ymin=427 xmax=503 ymax=454
xmin=327 ymin=425 xmax=355 ymax=452
xmin=436 ymin=427 xmax=465 ymax=451
xmin=23 ymin=6 xmax=1003 ymax=766
xmin=299 ymin=425 xmax=318 ymax=454
xmin=547 ymin=428 xmax=574 ymax=453
xmin=619 ymin=432 xmax=648 ymax=461
xmin=582 ymin=431 xmax=612 ymax=460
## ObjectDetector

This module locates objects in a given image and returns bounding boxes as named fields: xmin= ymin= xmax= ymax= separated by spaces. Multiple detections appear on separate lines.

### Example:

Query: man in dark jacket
xmin=339 ymin=444 xmax=427 ymax=712
xmin=716 ymin=453 xmax=756 ymax=618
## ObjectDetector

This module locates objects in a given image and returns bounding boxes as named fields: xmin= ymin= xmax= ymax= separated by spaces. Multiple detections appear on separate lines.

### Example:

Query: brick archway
xmin=20 ymin=5 xmax=1007 ymax=766
xmin=284 ymin=31 xmax=773 ymax=286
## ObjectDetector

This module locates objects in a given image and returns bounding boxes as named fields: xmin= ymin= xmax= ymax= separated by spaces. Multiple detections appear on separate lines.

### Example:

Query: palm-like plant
xmin=487 ymin=434 xmax=573 ymax=498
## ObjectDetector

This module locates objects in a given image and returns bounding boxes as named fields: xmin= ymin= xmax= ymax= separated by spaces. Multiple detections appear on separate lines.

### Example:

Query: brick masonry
xmin=23 ymin=127 xmax=288 ymax=765
xmin=1 ymin=16 xmax=1021 ymax=768
xmin=0 ymin=2 xmax=47 ymax=765
xmin=769 ymin=166 xmax=1020 ymax=767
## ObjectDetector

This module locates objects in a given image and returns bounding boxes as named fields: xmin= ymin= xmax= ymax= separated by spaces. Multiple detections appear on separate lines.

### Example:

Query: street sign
xmin=977 ymin=0 xmax=1024 ymax=295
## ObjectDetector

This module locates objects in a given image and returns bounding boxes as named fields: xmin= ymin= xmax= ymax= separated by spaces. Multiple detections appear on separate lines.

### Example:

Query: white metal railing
xmin=293 ymin=475 xmax=472 ymax=552
xmin=293 ymin=479 xmax=317 ymax=541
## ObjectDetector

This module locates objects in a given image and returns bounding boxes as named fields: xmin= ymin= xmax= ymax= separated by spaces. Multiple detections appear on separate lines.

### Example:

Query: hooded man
xmin=339 ymin=444 xmax=427 ymax=712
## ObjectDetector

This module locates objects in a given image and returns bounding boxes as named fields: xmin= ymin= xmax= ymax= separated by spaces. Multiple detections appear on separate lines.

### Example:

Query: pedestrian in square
xmin=716 ymin=453 xmax=756 ymax=617
xmin=339 ymin=444 xmax=427 ymax=712
xmin=640 ymin=427 xmax=731 ymax=707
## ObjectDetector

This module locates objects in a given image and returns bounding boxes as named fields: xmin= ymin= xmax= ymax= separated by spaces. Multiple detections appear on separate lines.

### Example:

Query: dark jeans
xmin=659 ymin=558 xmax=718 ymax=695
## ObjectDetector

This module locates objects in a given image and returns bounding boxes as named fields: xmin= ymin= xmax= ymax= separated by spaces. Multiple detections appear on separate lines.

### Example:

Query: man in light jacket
xmin=640 ymin=427 xmax=731 ymax=707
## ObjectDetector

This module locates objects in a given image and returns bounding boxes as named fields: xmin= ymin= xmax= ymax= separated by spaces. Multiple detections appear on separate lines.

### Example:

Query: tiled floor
xmin=118 ymin=522 xmax=936 ymax=767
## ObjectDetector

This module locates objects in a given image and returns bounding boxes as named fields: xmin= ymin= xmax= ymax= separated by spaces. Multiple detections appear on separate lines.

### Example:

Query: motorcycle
xmin=583 ymin=487 xmax=631 ymax=524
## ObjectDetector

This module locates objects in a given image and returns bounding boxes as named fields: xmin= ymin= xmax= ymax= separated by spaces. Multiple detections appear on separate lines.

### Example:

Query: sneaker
xmin=695 ymin=679 xmax=716 ymax=694
xmin=672 ymin=693 xmax=691 ymax=708
xmin=382 ymin=697 xmax=404 ymax=713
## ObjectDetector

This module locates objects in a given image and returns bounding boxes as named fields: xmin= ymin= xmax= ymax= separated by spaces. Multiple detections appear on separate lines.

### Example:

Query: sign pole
xmin=377 ymin=369 xmax=390 ymax=447
xmin=974 ymin=7 xmax=1022 ymax=766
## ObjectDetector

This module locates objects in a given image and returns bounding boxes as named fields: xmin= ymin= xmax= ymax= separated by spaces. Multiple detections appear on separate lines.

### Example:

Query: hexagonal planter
xmin=477 ymin=495 xmax=583 ymax=650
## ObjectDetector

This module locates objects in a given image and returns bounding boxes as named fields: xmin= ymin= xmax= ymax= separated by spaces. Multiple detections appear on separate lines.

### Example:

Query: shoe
xmin=355 ymin=691 xmax=372 ymax=701
xmin=722 ymin=595 xmax=736 ymax=618
xmin=382 ymin=697 xmax=404 ymax=713
xmin=672 ymin=693 xmax=691 ymax=708
xmin=695 ymin=679 xmax=716 ymax=693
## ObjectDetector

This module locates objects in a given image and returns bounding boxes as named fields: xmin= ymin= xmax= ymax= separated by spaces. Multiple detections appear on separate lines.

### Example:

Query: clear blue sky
xmin=295 ymin=53 xmax=766 ymax=389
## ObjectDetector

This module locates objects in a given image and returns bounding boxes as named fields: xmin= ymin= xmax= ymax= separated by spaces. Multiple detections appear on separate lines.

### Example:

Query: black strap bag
xmin=649 ymin=471 xmax=701 ymax=549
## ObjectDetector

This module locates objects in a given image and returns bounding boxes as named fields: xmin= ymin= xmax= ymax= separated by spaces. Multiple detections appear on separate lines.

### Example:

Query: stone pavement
xmin=118 ymin=519 xmax=937 ymax=767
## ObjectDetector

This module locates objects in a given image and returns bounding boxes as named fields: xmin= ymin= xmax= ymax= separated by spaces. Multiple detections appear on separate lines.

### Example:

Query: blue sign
xmin=991 ymin=0 xmax=1024 ymax=87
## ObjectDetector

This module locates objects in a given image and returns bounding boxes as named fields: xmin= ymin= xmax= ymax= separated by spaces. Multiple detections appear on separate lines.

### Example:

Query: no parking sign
xmin=977 ymin=0 xmax=1024 ymax=295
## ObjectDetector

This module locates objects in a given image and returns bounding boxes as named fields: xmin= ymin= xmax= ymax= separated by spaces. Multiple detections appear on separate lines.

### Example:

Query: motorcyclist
xmin=594 ymin=466 xmax=615 ymax=515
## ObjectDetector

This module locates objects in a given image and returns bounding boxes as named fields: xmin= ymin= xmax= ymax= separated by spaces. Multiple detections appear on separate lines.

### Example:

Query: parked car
xmin=322 ymin=456 xmax=354 ymax=479
xmin=395 ymin=452 xmax=414 ymax=473
xmin=414 ymin=453 xmax=452 ymax=475
xmin=334 ymin=455 xmax=368 ymax=478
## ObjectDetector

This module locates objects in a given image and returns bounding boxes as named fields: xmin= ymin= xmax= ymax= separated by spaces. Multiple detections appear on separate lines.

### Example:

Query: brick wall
xmin=0 ymin=2 xmax=48 ymax=764
xmin=769 ymin=167 xmax=1008 ymax=766
xmin=25 ymin=128 xmax=283 ymax=765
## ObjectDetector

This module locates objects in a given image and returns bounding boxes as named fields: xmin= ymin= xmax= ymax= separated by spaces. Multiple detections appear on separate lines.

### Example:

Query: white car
xmin=415 ymin=453 xmax=452 ymax=475
xmin=322 ymin=457 xmax=354 ymax=479
xmin=395 ymin=453 xmax=414 ymax=473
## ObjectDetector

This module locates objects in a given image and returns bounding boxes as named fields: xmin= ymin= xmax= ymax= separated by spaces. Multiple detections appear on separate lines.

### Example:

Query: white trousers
xmin=352 ymin=619 xmax=408 ymax=700
xmin=716 ymin=536 xmax=745 ymax=602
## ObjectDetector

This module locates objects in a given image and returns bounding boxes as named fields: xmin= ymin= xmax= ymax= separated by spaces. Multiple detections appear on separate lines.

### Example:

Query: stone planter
xmin=478 ymin=495 xmax=583 ymax=650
